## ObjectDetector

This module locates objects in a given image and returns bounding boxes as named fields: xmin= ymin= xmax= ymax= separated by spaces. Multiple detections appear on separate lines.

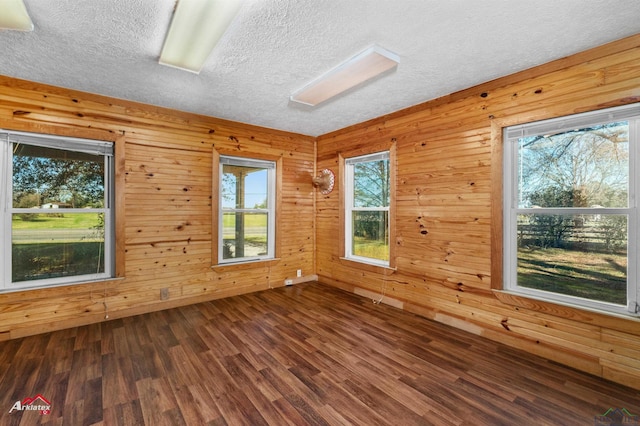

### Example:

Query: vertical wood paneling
xmin=316 ymin=34 xmax=640 ymax=390
xmin=0 ymin=75 xmax=315 ymax=340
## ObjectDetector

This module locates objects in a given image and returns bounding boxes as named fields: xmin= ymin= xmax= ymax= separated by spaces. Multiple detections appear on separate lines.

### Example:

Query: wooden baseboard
xmin=284 ymin=274 xmax=318 ymax=285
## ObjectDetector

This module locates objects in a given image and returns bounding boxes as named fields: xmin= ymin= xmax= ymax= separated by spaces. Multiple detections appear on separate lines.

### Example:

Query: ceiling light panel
xmin=160 ymin=0 xmax=244 ymax=73
xmin=0 ymin=0 xmax=34 ymax=31
xmin=290 ymin=45 xmax=400 ymax=107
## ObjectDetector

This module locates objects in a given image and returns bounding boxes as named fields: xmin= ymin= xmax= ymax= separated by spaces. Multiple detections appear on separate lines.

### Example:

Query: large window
xmin=218 ymin=155 xmax=275 ymax=264
xmin=344 ymin=151 xmax=390 ymax=266
xmin=0 ymin=130 xmax=114 ymax=292
xmin=503 ymin=104 xmax=639 ymax=316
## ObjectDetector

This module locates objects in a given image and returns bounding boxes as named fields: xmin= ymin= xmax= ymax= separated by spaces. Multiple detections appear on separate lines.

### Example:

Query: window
xmin=218 ymin=155 xmax=275 ymax=264
xmin=503 ymin=103 xmax=640 ymax=316
xmin=344 ymin=151 xmax=390 ymax=266
xmin=0 ymin=130 xmax=114 ymax=292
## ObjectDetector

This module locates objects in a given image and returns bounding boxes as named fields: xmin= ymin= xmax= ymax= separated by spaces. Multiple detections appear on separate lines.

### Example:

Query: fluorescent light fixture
xmin=290 ymin=45 xmax=400 ymax=107
xmin=160 ymin=0 xmax=244 ymax=73
xmin=0 ymin=0 xmax=34 ymax=31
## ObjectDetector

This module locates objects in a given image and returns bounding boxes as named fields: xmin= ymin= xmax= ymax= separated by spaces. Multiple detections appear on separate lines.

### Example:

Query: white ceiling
xmin=1 ymin=1 xmax=639 ymax=137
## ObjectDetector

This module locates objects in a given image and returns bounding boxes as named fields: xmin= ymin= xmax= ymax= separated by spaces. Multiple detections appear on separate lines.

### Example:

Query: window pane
xmin=13 ymin=144 xmax=105 ymax=208
xmin=222 ymin=212 xmax=268 ymax=260
xmin=517 ymin=122 xmax=629 ymax=208
xmin=221 ymin=165 xmax=268 ymax=209
xmin=517 ymin=213 xmax=627 ymax=305
xmin=12 ymin=212 xmax=105 ymax=282
xmin=352 ymin=211 xmax=389 ymax=261
xmin=353 ymin=159 xmax=390 ymax=208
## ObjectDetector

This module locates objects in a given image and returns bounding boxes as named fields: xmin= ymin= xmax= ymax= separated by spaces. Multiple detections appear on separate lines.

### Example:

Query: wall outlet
xmin=296 ymin=269 xmax=302 ymax=277
xmin=160 ymin=288 xmax=169 ymax=300
xmin=284 ymin=279 xmax=294 ymax=285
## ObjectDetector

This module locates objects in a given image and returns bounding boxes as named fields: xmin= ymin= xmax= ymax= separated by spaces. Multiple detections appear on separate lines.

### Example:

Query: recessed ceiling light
xmin=160 ymin=0 xmax=244 ymax=74
xmin=290 ymin=45 xmax=400 ymax=107
xmin=0 ymin=0 xmax=34 ymax=32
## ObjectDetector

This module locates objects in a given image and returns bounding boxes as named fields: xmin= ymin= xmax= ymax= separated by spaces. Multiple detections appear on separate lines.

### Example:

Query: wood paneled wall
xmin=0 ymin=77 xmax=315 ymax=340
xmin=316 ymin=34 xmax=640 ymax=390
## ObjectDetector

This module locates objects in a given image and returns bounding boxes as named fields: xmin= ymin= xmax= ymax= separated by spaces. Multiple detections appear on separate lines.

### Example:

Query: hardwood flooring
xmin=0 ymin=282 xmax=638 ymax=425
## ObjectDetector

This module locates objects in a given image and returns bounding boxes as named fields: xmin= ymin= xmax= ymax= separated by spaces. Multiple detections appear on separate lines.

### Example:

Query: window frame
xmin=0 ymin=129 xmax=116 ymax=292
xmin=214 ymin=153 xmax=278 ymax=266
xmin=502 ymin=103 xmax=640 ymax=317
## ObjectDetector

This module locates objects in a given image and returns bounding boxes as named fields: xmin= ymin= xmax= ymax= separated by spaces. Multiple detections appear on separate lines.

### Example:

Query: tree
xmin=518 ymin=122 xmax=628 ymax=249
xmin=519 ymin=122 xmax=628 ymax=209
xmin=14 ymin=192 xmax=40 ymax=221
xmin=12 ymin=146 xmax=104 ymax=209
xmin=353 ymin=158 xmax=389 ymax=241
xmin=525 ymin=187 xmax=576 ymax=248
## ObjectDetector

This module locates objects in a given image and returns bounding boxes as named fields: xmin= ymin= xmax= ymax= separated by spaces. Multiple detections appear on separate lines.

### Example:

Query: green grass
xmin=222 ymin=214 xmax=268 ymax=243
xmin=12 ymin=213 xmax=101 ymax=230
xmin=517 ymin=247 xmax=627 ymax=305
xmin=222 ymin=214 xmax=266 ymax=228
xmin=353 ymin=238 xmax=389 ymax=261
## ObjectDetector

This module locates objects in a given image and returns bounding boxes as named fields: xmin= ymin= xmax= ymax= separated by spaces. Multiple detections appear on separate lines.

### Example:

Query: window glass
xmin=517 ymin=122 xmax=629 ymax=209
xmin=504 ymin=104 xmax=638 ymax=315
xmin=222 ymin=166 xmax=267 ymax=209
xmin=351 ymin=211 xmax=389 ymax=261
xmin=353 ymin=159 xmax=390 ymax=208
xmin=13 ymin=212 xmax=106 ymax=282
xmin=346 ymin=152 xmax=390 ymax=265
xmin=220 ymin=157 xmax=274 ymax=263
xmin=2 ymin=131 xmax=114 ymax=291
xmin=516 ymin=213 xmax=627 ymax=305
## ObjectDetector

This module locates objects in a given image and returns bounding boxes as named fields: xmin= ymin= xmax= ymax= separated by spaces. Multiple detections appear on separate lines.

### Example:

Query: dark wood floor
xmin=1 ymin=282 xmax=638 ymax=425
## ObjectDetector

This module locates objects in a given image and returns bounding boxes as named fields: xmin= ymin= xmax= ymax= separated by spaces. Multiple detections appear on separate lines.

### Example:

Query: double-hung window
xmin=503 ymin=103 xmax=640 ymax=316
xmin=344 ymin=151 xmax=390 ymax=266
xmin=219 ymin=155 xmax=275 ymax=264
xmin=1 ymin=130 xmax=114 ymax=292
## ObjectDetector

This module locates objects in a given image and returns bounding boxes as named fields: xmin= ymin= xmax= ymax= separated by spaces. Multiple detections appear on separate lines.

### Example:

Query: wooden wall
xmin=0 ymin=77 xmax=315 ymax=340
xmin=316 ymin=34 xmax=640 ymax=390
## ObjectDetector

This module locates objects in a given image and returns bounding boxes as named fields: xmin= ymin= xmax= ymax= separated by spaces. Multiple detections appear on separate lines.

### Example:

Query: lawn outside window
xmin=503 ymin=103 xmax=640 ymax=316
xmin=0 ymin=130 xmax=115 ymax=292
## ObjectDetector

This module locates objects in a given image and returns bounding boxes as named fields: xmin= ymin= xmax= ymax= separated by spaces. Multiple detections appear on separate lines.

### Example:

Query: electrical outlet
xmin=285 ymin=279 xmax=293 ymax=285
xmin=296 ymin=269 xmax=302 ymax=277
xmin=160 ymin=288 xmax=169 ymax=300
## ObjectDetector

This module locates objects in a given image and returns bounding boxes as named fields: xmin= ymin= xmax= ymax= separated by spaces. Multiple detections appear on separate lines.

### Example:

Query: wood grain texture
xmin=316 ymin=34 xmax=640 ymax=390
xmin=1 ymin=282 xmax=638 ymax=425
xmin=0 ymin=74 xmax=315 ymax=341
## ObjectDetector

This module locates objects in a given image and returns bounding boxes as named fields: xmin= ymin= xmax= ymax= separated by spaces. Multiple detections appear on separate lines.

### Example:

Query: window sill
xmin=493 ymin=289 xmax=640 ymax=335
xmin=211 ymin=258 xmax=281 ymax=273
xmin=339 ymin=257 xmax=396 ymax=275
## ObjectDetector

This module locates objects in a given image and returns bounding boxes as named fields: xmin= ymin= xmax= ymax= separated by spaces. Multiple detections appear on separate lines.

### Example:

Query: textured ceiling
xmin=1 ymin=0 xmax=639 ymax=136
